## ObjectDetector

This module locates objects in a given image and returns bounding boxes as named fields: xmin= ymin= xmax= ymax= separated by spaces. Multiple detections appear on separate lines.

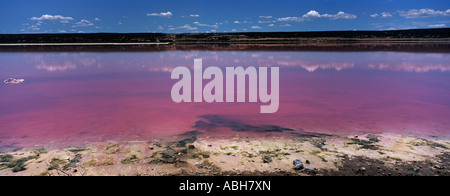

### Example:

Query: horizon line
xmin=3 ymin=28 xmax=449 ymax=35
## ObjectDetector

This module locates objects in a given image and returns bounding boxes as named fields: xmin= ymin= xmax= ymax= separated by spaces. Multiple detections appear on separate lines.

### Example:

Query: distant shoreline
xmin=1 ymin=42 xmax=449 ymax=53
xmin=1 ymin=28 xmax=449 ymax=45
xmin=0 ymin=40 xmax=449 ymax=47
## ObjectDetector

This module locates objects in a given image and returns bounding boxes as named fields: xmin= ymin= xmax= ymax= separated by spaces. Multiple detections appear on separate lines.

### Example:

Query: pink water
xmin=1 ymin=50 xmax=450 ymax=150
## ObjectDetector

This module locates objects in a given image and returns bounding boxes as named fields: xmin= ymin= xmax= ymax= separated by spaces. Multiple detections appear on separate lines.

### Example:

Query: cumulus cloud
xmin=251 ymin=26 xmax=262 ymax=29
xmin=302 ymin=10 xmax=322 ymax=18
xmin=30 ymin=14 xmax=74 ymax=23
xmin=189 ymin=14 xmax=200 ymax=17
xmin=371 ymin=12 xmax=394 ymax=18
xmin=259 ymin=16 xmax=273 ymax=19
xmin=233 ymin=20 xmax=249 ymax=24
xmin=278 ymin=10 xmax=356 ymax=22
xmin=31 ymin=14 xmax=74 ymax=21
xmin=302 ymin=10 xmax=357 ymax=20
xmin=258 ymin=20 xmax=276 ymax=24
xmin=147 ymin=12 xmax=173 ymax=18
xmin=193 ymin=21 xmax=219 ymax=28
xmin=178 ymin=24 xmax=198 ymax=30
xmin=279 ymin=24 xmax=291 ymax=27
xmin=398 ymin=9 xmax=450 ymax=18
xmin=72 ymin=19 xmax=94 ymax=27
xmin=94 ymin=18 xmax=101 ymax=21
xmin=277 ymin=17 xmax=304 ymax=22
xmin=329 ymin=11 xmax=357 ymax=20
xmin=428 ymin=24 xmax=446 ymax=28
xmin=27 ymin=25 xmax=40 ymax=31
xmin=381 ymin=12 xmax=393 ymax=18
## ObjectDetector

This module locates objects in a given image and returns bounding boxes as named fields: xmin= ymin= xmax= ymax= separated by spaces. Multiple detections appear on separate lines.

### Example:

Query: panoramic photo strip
xmin=0 ymin=0 xmax=449 ymax=189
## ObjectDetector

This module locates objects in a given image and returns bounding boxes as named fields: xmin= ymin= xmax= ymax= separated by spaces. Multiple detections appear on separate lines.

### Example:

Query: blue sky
xmin=0 ymin=0 xmax=449 ymax=33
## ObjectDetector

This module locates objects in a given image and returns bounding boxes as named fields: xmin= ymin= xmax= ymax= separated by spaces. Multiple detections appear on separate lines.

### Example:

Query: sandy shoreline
xmin=0 ymin=131 xmax=448 ymax=176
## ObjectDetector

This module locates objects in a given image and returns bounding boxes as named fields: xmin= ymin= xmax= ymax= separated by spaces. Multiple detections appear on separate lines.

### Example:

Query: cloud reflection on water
xmin=25 ymin=51 xmax=450 ymax=74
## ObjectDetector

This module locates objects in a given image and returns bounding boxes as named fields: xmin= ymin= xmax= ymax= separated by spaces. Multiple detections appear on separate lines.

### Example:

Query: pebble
xmin=437 ymin=160 xmax=442 ymax=163
xmin=305 ymin=160 xmax=310 ymax=164
xmin=293 ymin=159 xmax=304 ymax=170
xmin=148 ymin=146 xmax=154 ymax=150
xmin=359 ymin=167 xmax=366 ymax=172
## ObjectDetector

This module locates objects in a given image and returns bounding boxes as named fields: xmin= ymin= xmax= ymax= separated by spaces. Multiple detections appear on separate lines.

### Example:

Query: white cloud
xmin=268 ymin=24 xmax=275 ymax=27
xmin=398 ymin=9 xmax=450 ymax=18
xmin=258 ymin=20 xmax=275 ymax=23
xmin=147 ymin=12 xmax=173 ymax=18
xmin=302 ymin=10 xmax=322 ymax=18
xmin=428 ymin=24 xmax=447 ymax=28
xmin=28 ymin=25 xmax=40 ymax=31
xmin=251 ymin=26 xmax=262 ymax=29
xmin=189 ymin=14 xmax=200 ymax=17
xmin=332 ymin=11 xmax=357 ymax=20
xmin=73 ymin=19 xmax=94 ymax=27
xmin=380 ymin=12 xmax=393 ymax=18
xmin=259 ymin=16 xmax=273 ymax=19
xmin=371 ymin=12 xmax=393 ymax=18
xmin=233 ymin=20 xmax=249 ymax=24
xmin=370 ymin=14 xmax=379 ymax=18
xmin=193 ymin=21 xmax=218 ymax=28
xmin=279 ymin=24 xmax=291 ymax=27
xmin=277 ymin=17 xmax=304 ymax=22
xmin=94 ymin=18 xmax=101 ymax=21
xmin=30 ymin=14 xmax=74 ymax=22
xmin=279 ymin=10 xmax=356 ymax=22
xmin=179 ymin=24 xmax=197 ymax=30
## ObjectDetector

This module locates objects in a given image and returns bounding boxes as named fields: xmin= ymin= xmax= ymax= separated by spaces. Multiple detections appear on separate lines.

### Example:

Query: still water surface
xmin=1 ymin=50 xmax=449 ymax=149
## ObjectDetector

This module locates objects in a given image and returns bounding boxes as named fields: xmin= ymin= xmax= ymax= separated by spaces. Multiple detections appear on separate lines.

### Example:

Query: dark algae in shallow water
xmin=0 ymin=154 xmax=38 ymax=172
xmin=346 ymin=138 xmax=380 ymax=150
xmin=194 ymin=115 xmax=295 ymax=133
xmin=121 ymin=155 xmax=140 ymax=164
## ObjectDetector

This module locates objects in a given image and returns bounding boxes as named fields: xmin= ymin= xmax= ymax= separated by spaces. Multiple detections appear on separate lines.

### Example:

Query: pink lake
xmin=1 ymin=49 xmax=450 ymax=150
